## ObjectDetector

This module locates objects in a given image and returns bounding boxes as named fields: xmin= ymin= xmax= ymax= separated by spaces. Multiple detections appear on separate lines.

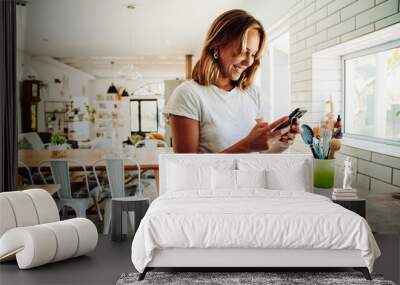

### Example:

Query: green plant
xmin=396 ymin=111 xmax=400 ymax=117
xmin=86 ymin=105 xmax=96 ymax=123
xmin=50 ymin=134 xmax=67 ymax=145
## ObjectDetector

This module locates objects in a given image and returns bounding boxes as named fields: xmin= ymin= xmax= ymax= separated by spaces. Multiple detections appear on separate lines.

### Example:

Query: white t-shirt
xmin=163 ymin=80 xmax=264 ymax=153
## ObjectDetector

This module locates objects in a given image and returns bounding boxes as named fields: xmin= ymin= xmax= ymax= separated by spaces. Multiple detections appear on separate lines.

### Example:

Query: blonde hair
xmin=192 ymin=9 xmax=267 ymax=90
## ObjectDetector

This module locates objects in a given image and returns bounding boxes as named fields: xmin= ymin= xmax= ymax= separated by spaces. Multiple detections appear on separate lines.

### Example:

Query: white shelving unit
xmin=67 ymin=120 xmax=90 ymax=141
xmin=93 ymin=94 xmax=129 ymax=141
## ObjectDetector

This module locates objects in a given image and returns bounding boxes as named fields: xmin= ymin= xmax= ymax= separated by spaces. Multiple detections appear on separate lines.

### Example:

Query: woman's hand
xmin=240 ymin=116 xmax=290 ymax=152
xmin=276 ymin=118 xmax=301 ymax=147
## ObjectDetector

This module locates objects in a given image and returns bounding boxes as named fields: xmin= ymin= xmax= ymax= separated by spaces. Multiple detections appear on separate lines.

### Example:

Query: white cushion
xmin=237 ymin=169 xmax=267 ymax=189
xmin=0 ymin=192 xmax=39 ymax=227
xmin=24 ymin=189 xmax=59 ymax=224
xmin=167 ymin=162 xmax=212 ymax=191
xmin=0 ymin=226 xmax=57 ymax=269
xmin=266 ymin=162 xmax=308 ymax=191
xmin=0 ymin=218 xmax=97 ymax=269
xmin=66 ymin=218 xmax=98 ymax=257
xmin=212 ymin=168 xmax=236 ymax=191
xmin=0 ymin=196 xmax=17 ymax=237
xmin=0 ymin=189 xmax=98 ymax=270
xmin=237 ymin=156 xmax=311 ymax=192
xmin=42 ymin=221 xmax=79 ymax=262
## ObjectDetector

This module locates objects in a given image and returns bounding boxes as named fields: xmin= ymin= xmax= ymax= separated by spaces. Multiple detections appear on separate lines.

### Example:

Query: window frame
xmin=129 ymin=98 xmax=159 ymax=135
xmin=341 ymin=39 xmax=400 ymax=146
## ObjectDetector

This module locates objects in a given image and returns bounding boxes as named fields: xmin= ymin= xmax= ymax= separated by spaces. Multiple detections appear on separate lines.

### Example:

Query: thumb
xmin=255 ymin=118 xmax=264 ymax=124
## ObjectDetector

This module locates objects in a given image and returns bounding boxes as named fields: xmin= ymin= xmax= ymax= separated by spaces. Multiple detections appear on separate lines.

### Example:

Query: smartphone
xmin=273 ymin=108 xmax=307 ymax=132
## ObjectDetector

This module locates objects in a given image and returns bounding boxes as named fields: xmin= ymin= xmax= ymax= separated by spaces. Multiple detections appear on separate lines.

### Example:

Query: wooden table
xmin=16 ymin=184 xmax=61 ymax=195
xmin=18 ymin=148 xmax=173 ymax=194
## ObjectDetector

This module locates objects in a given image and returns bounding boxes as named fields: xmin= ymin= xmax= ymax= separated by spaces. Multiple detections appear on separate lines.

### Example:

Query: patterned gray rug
xmin=116 ymin=271 xmax=396 ymax=285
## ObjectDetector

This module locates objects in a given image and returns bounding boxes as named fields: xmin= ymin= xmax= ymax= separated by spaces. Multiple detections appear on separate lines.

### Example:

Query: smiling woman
xmin=163 ymin=9 xmax=300 ymax=153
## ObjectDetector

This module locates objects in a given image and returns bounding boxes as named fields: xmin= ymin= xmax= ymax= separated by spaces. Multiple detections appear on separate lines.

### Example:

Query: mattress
xmin=131 ymin=190 xmax=380 ymax=273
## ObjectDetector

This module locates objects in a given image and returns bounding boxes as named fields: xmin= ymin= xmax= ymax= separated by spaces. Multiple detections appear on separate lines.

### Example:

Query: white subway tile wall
xmin=371 ymin=178 xmax=400 ymax=193
xmin=375 ymin=12 xmax=400 ymax=29
xmin=355 ymin=0 xmax=398 ymax=28
xmin=328 ymin=17 xmax=356 ymax=38
xmin=340 ymin=145 xmax=372 ymax=160
xmin=340 ymin=23 xmax=374 ymax=42
xmin=288 ymin=0 xmax=400 ymax=194
xmin=341 ymin=0 xmax=375 ymax=21
xmin=358 ymin=159 xmax=392 ymax=183
xmin=393 ymin=169 xmax=400 ymax=186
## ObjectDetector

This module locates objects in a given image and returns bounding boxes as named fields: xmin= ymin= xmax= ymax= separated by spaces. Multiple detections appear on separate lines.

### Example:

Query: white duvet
xmin=131 ymin=190 xmax=380 ymax=273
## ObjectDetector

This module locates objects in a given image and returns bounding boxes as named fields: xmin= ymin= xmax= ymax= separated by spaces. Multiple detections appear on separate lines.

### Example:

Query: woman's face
xmin=218 ymin=28 xmax=260 ymax=81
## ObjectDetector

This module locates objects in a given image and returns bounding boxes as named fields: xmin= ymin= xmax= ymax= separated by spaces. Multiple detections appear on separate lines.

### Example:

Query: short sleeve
xmin=163 ymin=82 xmax=201 ymax=121
xmin=252 ymin=85 xmax=265 ymax=119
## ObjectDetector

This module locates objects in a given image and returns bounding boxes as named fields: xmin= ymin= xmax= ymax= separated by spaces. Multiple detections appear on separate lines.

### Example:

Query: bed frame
xmin=139 ymin=248 xmax=371 ymax=280
xmin=138 ymin=154 xmax=372 ymax=281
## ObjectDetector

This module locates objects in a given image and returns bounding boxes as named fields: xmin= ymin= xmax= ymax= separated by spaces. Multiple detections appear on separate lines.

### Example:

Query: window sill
xmin=341 ymin=136 xmax=400 ymax=158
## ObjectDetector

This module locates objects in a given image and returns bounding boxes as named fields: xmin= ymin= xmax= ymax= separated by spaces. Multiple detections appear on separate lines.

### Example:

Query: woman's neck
xmin=215 ymin=78 xmax=235 ymax=92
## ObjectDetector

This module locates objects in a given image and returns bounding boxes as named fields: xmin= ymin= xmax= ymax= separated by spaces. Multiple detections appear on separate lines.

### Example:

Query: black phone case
xmin=273 ymin=108 xmax=306 ymax=132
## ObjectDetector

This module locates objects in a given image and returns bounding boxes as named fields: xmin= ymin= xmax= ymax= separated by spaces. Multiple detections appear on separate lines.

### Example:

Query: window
xmin=130 ymin=99 xmax=159 ymax=134
xmin=343 ymin=40 xmax=400 ymax=144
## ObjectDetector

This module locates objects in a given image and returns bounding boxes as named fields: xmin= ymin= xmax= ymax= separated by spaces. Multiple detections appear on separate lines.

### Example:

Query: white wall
xmin=287 ymin=0 xmax=400 ymax=197
xmin=289 ymin=0 xmax=400 ymax=125
xmin=19 ymin=55 xmax=95 ymax=133
xmin=91 ymin=78 xmax=168 ymax=140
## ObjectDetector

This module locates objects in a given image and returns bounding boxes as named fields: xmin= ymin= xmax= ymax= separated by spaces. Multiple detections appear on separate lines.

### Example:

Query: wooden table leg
xmin=154 ymin=169 xmax=160 ymax=195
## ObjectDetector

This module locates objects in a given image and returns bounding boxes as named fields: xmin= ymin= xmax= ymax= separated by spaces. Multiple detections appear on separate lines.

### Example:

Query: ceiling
xmin=19 ymin=0 xmax=296 ymax=79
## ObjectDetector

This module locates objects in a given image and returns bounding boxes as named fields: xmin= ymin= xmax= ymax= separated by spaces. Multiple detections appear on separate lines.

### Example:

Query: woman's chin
xmin=230 ymin=74 xmax=241 ymax=81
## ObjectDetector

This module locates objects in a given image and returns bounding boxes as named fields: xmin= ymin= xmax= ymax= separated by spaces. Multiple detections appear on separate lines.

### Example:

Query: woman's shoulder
xmin=241 ymin=84 xmax=263 ymax=99
xmin=245 ymin=84 xmax=262 ymax=94
xmin=176 ymin=80 xmax=204 ymax=93
xmin=173 ymin=80 xmax=211 ymax=101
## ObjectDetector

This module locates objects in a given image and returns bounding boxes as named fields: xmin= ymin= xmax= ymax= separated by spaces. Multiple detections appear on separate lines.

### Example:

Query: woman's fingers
xmin=290 ymin=119 xmax=301 ymax=133
xmin=272 ymin=126 xmax=290 ymax=137
xmin=269 ymin=116 xmax=289 ymax=130
xmin=285 ymin=132 xmax=296 ymax=139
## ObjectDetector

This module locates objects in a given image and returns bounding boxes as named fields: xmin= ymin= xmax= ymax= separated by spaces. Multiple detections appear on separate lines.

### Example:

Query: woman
xmin=164 ymin=9 xmax=299 ymax=153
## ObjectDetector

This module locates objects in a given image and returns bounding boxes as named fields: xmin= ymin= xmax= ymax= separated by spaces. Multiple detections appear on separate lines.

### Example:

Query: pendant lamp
xmin=107 ymin=61 xmax=118 ymax=93
xmin=107 ymin=83 xmax=118 ymax=94
xmin=121 ymin=89 xmax=130 ymax=97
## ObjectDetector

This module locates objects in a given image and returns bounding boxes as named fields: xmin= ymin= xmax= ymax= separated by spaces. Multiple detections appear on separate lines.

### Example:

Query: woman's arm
xmin=170 ymin=114 xmax=290 ymax=153
xmin=170 ymin=115 xmax=253 ymax=153
xmin=170 ymin=115 xmax=200 ymax=153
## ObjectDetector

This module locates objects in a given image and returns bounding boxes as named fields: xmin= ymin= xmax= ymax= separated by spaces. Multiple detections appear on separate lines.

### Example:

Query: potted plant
xmin=49 ymin=134 xmax=68 ymax=157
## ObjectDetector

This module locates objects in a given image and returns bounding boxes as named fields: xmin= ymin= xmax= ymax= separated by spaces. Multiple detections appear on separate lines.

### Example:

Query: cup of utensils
xmin=300 ymin=124 xmax=341 ymax=160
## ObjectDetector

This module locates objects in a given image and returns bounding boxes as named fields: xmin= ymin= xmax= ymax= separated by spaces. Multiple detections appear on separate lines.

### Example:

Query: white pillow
xmin=167 ymin=162 xmax=212 ymax=191
xmin=211 ymin=168 xmax=237 ymax=191
xmin=266 ymin=163 xmax=308 ymax=191
xmin=236 ymin=169 xmax=267 ymax=189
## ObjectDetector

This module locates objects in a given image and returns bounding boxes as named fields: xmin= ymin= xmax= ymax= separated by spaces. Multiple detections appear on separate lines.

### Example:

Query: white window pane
xmin=130 ymin=101 xmax=139 ymax=132
xmin=345 ymin=47 xmax=400 ymax=141
xmin=141 ymin=101 xmax=158 ymax=132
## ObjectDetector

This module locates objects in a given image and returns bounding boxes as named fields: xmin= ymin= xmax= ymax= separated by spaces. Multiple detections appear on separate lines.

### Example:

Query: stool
xmin=111 ymin=197 xmax=150 ymax=242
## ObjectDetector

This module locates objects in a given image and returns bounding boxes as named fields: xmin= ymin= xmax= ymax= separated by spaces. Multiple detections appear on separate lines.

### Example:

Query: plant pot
xmin=49 ymin=144 xmax=68 ymax=158
xmin=313 ymin=159 xmax=335 ymax=188
xmin=50 ymin=150 xmax=66 ymax=158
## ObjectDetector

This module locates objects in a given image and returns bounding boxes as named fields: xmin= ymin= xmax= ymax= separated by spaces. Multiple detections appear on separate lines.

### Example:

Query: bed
xmin=131 ymin=154 xmax=380 ymax=280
